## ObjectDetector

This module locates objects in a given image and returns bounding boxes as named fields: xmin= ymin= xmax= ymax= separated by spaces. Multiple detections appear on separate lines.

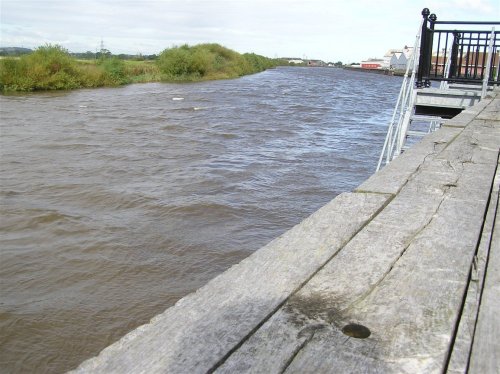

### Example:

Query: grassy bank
xmin=0 ymin=44 xmax=282 ymax=92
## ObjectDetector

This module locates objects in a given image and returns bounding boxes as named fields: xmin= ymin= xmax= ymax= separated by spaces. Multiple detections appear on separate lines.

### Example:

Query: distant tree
xmin=0 ymin=47 xmax=32 ymax=56
xmin=96 ymin=49 xmax=112 ymax=60
xmin=133 ymin=53 xmax=145 ymax=61
xmin=70 ymin=51 xmax=96 ymax=59
xmin=334 ymin=61 xmax=343 ymax=67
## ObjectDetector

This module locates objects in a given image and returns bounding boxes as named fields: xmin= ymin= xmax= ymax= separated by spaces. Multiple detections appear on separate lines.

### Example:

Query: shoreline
xmin=343 ymin=66 xmax=405 ymax=76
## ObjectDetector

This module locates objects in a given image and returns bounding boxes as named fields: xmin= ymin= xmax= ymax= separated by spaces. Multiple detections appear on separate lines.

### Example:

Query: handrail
xmin=416 ymin=9 xmax=500 ymax=88
xmin=482 ymin=28 xmax=496 ymax=98
xmin=376 ymin=20 xmax=422 ymax=171
xmin=434 ymin=21 xmax=500 ymax=25
xmin=377 ymin=9 xmax=499 ymax=172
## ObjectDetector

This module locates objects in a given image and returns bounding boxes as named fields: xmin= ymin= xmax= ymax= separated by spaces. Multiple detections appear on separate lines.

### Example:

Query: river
xmin=0 ymin=67 xmax=402 ymax=373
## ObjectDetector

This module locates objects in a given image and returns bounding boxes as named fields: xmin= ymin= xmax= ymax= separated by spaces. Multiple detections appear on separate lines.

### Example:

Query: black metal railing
xmin=416 ymin=8 xmax=500 ymax=88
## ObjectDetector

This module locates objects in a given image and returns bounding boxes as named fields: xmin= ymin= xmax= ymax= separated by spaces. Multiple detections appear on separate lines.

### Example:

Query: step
xmin=406 ymin=130 xmax=429 ymax=137
xmin=410 ymin=115 xmax=447 ymax=123
xmin=415 ymin=88 xmax=481 ymax=109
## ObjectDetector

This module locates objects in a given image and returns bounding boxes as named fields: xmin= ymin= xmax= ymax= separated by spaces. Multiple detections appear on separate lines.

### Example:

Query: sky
xmin=1 ymin=0 xmax=499 ymax=63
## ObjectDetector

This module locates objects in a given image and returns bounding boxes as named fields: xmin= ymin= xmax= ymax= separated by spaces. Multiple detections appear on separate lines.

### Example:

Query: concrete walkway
xmin=72 ymin=90 xmax=499 ymax=373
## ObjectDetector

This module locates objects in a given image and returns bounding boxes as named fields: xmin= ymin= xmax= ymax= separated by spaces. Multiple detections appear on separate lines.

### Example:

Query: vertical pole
xmin=482 ymin=28 xmax=495 ymax=98
xmin=495 ymin=44 xmax=500 ymax=85
xmin=449 ymin=32 xmax=460 ymax=80
xmin=416 ymin=8 xmax=430 ymax=88
xmin=424 ymin=13 xmax=437 ymax=87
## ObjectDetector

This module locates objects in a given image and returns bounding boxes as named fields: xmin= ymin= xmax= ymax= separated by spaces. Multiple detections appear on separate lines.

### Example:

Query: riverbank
xmin=0 ymin=44 xmax=281 ymax=92
xmin=343 ymin=65 xmax=406 ymax=76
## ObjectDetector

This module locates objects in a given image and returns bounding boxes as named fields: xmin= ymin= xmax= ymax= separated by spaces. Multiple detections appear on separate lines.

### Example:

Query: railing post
xmin=416 ymin=8 xmax=431 ymax=88
xmin=424 ymin=14 xmax=437 ymax=87
xmin=449 ymin=32 xmax=461 ymax=80
xmin=482 ymin=28 xmax=495 ymax=98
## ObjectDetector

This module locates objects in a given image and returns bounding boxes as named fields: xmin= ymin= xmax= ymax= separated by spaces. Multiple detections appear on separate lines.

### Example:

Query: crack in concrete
xmin=279 ymin=326 xmax=322 ymax=374
xmin=343 ymin=173 xmax=461 ymax=314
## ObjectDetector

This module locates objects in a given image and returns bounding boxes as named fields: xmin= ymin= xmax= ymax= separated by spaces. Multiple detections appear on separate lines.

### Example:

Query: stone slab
xmin=468 ymin=180 xmax=500 ymax=373
xmin=357 ymin=126 xmax=462 ymax=195
xmin=442 ymin=111 xmax=477 ymax=128
xmin=436 ymin=120 xmax=500 ymax=166
xmin=442 ymin=96 xmax=492 ymax=128
xmin=447 ymin=158 xmax=499 ymax=373
xmin=476 ymin=111 xmax=500 ymax=121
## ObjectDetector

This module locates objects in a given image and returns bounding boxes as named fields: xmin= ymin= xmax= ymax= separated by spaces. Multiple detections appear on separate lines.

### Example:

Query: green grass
xmin=0 ymin=43 xmax=282 ymax=92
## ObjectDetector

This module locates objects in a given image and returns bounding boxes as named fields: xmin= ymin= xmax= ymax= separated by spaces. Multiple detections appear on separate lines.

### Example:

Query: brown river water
xmin=0 ymin=67 xmax=401 ymax=373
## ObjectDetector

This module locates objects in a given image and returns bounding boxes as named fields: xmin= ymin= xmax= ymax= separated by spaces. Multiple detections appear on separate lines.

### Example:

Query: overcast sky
xmin=1 ymin=0 xmax=499 ymax=62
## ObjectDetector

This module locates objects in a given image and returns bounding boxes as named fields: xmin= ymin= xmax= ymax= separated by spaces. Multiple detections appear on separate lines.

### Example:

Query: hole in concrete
xmin=342 ymin=323 xmax=371 ymax=339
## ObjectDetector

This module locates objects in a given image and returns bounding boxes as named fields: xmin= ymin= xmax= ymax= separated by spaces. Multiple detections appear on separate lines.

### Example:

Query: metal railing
xmin=376 ymin=20 xmax=422 ymax=171
xmin=377 ymin=9 xmax=500 ymax=172
xmin=416 ymin=8 xmax=500 ymax=88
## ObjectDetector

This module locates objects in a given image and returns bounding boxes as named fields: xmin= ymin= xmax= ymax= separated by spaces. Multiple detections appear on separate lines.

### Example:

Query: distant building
xmin=390 ymin=52 xmax=406 ymax=70
xmin=360 ymin=59 xmax=384 ymax=69
xmin=307 ymin=59 xmax=326 ymax=67
xmin=389 ymin=46 xmax=414 ymax=70
xmin=431 ymin=50 xmax=500 ymax=76
xmin=360 ymin=46 xmax=414 ymax=71
xmin=283 ymin=57 xmax=305 ymax=64
xmin=383 ymin=49 xmax=400 ymax=69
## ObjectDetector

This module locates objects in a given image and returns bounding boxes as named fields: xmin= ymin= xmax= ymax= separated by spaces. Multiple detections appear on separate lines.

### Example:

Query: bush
xmin=0 ymin=44 xmax=83 ymax=91
xmin=243 ymin=53 xmax=279 ymax=73
xmin=156 ymin=43 xmax=277 ymax=81
xmin=98 ymin=57 xmax=127 ymax=84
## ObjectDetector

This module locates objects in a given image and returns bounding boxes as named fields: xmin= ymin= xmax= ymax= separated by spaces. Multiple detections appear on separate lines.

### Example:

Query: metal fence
xmin=416 ymin=8 xmax=500 ymax=88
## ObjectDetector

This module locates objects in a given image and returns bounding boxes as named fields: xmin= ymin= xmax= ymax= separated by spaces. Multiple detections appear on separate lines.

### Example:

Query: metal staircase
xmin=376 ymin=9 xmax=499 ymax=171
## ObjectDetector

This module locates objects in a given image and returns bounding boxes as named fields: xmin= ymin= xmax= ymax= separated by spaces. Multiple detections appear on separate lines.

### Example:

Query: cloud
xmin=1 ymin=0 xmax=498 ymax=62
xmin=450 ymin=0 xmax=497 ymax=14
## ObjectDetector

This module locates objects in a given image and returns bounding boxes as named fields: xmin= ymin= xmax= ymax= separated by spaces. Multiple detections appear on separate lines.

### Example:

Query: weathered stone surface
xmin=468 ymin=182 xmax=500 ymax=373
xmin=436 ymin=120 xmax=500 ymax=165
xmin=441 ymin=96 xmax=494 ymax=128
xmin=476 ymin=96 xmax=500 ymax=121
xmin=477 ymin=111 xmax=500 ymax=121
xmin=71 ymin=192 xmax=388 ymax=373
xmin=447 ymin=160 xmax=500 ymax=373
xmin=357 ymin=126 xmax=462 ymax=195
xmin=218 ymin=188 xmax=447 ymax=372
